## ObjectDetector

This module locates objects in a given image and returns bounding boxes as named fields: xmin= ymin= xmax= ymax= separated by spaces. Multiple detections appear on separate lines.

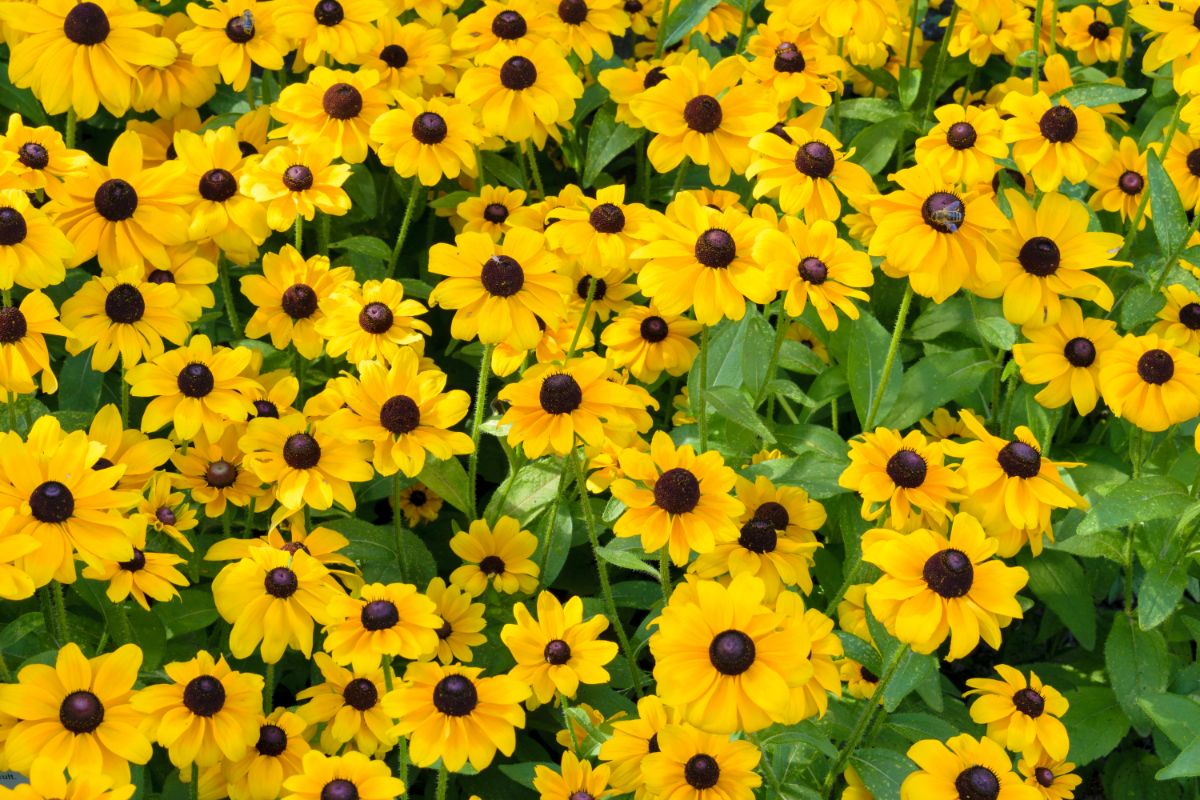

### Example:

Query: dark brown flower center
xmin=282 ymin=284 xmax=319 ymax=319
xmin=0 ymin=207 xmax=27 ymax=246
xmin=576 ymin=276 xmax=607 ymax=301
xmin=694 ymin=229 xmax=735 ymax=268
xmin=479 ymin=554 xmax=505 ymax=575
xmin=199 ymin=168 xmax=238 ymax=202
xmin=798 ymin=256 xmax=828 ymax=284
xmin=589 ymin=203 xmax=625 ymax=233
xmin=0 ymin=306 xmax=27 ymax=343
xmin=1180 ymin=302 xmax=1200 ymax=329
xmin=738 ymin=519 xmax=777 ymax=554
xmin=558 ymin=0 xmax=588 ymax=24
xmin=1187 ymin=148 xmax=1200 ymax=177
xmin=1118 ymin=170 xmax=1144 ymax=195
xmin=104 ymin=283 xmax=145 ymax=324
xmin=323 ymin=83 xmax=363 ymax=120
xmin=1038 ymin=106 xmax=1078 ymax=143
xmin=922 ymin=548 xmax=974 ymax=598
xmin=147 ymin=269 xmax=174 ymax=284
xmin=64 ymin=2 xmax=110 ymax=45
xmin=380 ymin=44 xmax=408 ymax=68
xmin=1137 ymin=348 xmax=1174 ymax=384
xmin=411 ymin=112 xmax=448 ymax=145
xmin=380 ymin=395 xmax=421 ymax=435
xmin=282 ymin=433 xmax=321 ymax=469
xmin=59 ymin=690 xmax=105 ymax=733
xmin=94 ymin=178 xmax=138 ymax=221
xmin=569 ymin=793 xmax=595 ymax=800
xmin=654 ymin=467 xmax=701 ymax=515
xmin=684 ymin=754 xmax=721 ymax=790
xmin=31 ymin=481 xmax=74 ymax=523
xmin=768 ymin=122 xmax=792 ymax=142
xmin=283 ymin=165 xmax=314 ymax=192
xmin=1035 ymin=767 xmax=1055 ymax=788
xmin=709 ymin=629 xmax=755 ymax=675
xmin=886 ymin=449 xmax=927 ymax=488
xmin=481 ymin=255 xmax=524 ymax=296
xmin=18 ymin=142 xmax=49 ymax=170
xmin=264 ymin=566 xmax=298 ymax=598
xmin=483 ymin=203 xmax=509 ymax=224
xmin=320 ymin=780 xmax=358 ymax=800
xmin=500 ymin=56 xmax=538 ymax=90
xmin=409 ymin=489 xmax=427 ymax=506
xmin=361 ymin=599 xmax=399 ymax=630
xmin=946 ymin=121 xmax=977 ymax=150
xmin=539 ymin=373 xmax=583 ymax=414
xmin=281 ymin=541 xmax=309 ymax=555
xmin=955 ymin=766 xmax=999 ymax=800
xmin=773 ymin=41 xmax=806 ymax=73
xmin=183 ymin=675 xmax=226 ymax=717
xmin=921 ymin=192 xmax=964 ymax=233
xmin=342 ymin=678 xmax=379 ymax=711
xmin=544 ymin=639 xmax=572 ymax=664
xmin=752 ymin=501 xmax=789 ymax=530
xmin=432 ymin=674 xmax=478 ymax=716
xmin=642 ymin=66 xmax=666 ymax=89
xmin=1063 ymin=336 xmax=1097 ymax=367
xmin=998 ymin=441 xmax=1041 ymax=478
xmin=647 ymin=733 xmax=660 ymax=753
xmin=794 ymin=141 xmax=835 ymax=178
xmin=639 ymin=315 xmax=669 ymax=343
xmin=492 ymin=10 xmax=527 ymax=38
xmin=313 ymin=0 xmax=344 ymax=25
xmin=435 ymin=619 xmax=452 ymax=639
xmin=1087 ymin=19 xmax=1110 ymax=39
xmin=1016 ymin=236 xmax=1062 ymax=277
xmin=860 ymin=665 xmax=878 ymax=682
xmin=205 ymin=460 xmax=238 ymax=488
xmin=156 ymin=506 xmax=177 ymax=526
xmin=256 ymin=724 xmax=288 ymax=756
xmin=1013 ymin=687 xmax=1045 ymax=717
xmin=624 ymin=0 xmax=642 ymax=12
xmin=225 ymin=12 xmax=254 ymax=42
xmin=683 ymin=95 xmax=723 ymax=133
xmin=357 ymin=301 xmax=393 ymax=334
xmin=177 ymin=363 xmax=215 ymax=398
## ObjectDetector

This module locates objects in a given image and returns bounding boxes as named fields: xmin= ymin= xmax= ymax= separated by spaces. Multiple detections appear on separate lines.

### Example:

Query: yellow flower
xmin=131 ymin=13 xmax=216 ymax=118
xmin=902 ymin=733 xmax=1040 ymax=800
xmin=370 ymin=94 xmax=482 ymax=186
xmin=502 ymin=591 xmax=618 ymax=704
xmin=224 ymin=710 xmax=311 ymax=800
xmin=781 ymin=594 xmax=843 ymax=720
xmin=0 ymin=290 xmax=70 ymax=397
xmin=239 ymin=141 xmax=353 ymax=231
xmin=966 ymin=665 xmax=1070 ymax=762
xmin=450 ymin=0 xmax=555 ymax=60
xmin=534 ymin=751 xmax=615 ymax=800
xmin=598 ymin=694 xmax=681 ymax=797
xmin=541 ymin=0 xmax=628 ymax=62
xmin=743 ymin=21 xmax=843 ymax=108
xmin=81 ymin=545 xmax=187 ymax=611
xmin=358 ymin=16 xmax=460 ymax=97
xmin=1086 ymin=136 xmax=1150 ymax=229
xmin=295 ymin=653 xmax=396 ymax=756
xmin=838 ymin=428 xmax=963 ymax=526
xmin=424 ymin=576 xmax=487 ymax=664
xmin=139 ymin=473 xmax=197 ymax=550
xmin=544 ymin=184 xmax=653 ymax=278
xmin=0 ymin=187 xmax=74 ymax=291
xmin=0 ymin=112 xmax=91 ymax=192
xmin=323 ymin=581 xmax=442 ymax=672
xmin=178 ymin=0 xmax=289 ymax=91
xmin=453 ymin=184 xmax=526 ymax=240
xmin=1013 ymin=300 xmax=1120 ymax=414
xmin=316 ymin=279 xmax=432 ymax=364
xmin=205 ymin=522 xmax=361 ymax=592
xmin=449 ymin=515 xmax=540 ymax=595
xmin=601 ymin=304 xmax=701 ymax=383
xmin=171 ymin=427 xmax=266 ymax=517
xmin=173 ymin=127 xmax=269 ymax=265
xmin=272 ymin=0 xmax=385 ymax=66
xmin=397 ymin=482 xmax=442 ymax=526
xmin=282 ymin=751 xmax=404 ymax=800
xmin=1098 ymin=333 xmax=1200 ymax=432
xmin=1150 ymin=284 xmax=1200 ymax=352
xmin=241 ymin=246 xmax=353 ymax=359
xmin=914 ymin=104 xmax=1008 ymax=185
xmin=1001 ymin=92 xmax=1113 ymax=193
xmin=270 ymin=67 xmax=391 ymax=165
xmin=1059 ymin=4 xmax=1124 ymax=64
xmin=1017 ymin=754 xmax=1082 ymax=800
xmin=0 ymin=758 xmax=135 ymax=800
xmin=140 ymin=244 xmax=218 ymax=320
xmin=945 ymin=0 xmax=1033 ymax=66
xmin=642 ymin=723 xmax=762 ymax=800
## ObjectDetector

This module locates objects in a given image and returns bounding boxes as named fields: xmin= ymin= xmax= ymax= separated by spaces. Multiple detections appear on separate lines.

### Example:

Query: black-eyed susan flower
xmin=1018 ymin=755 xmax=1082 ymax=800
xmin=0 ymin=758 xmax=136 ymax=800
xmin=544 ymin=184 xmax=652 ymax=278
xmin=905 ymin=735 xmax=1041 ymax=800
xmin=0 ymin=291 xmax=70 ymax=397
xmin=139 ymin=474 xmax=197 ymax=550
xmin=124 ymin=110 xmax=200 ymax=167
xmin=205 ymin=522 xmax=362 ymax=592
xmin=747 ymin=108 xmax=876 ymax=221
xmin=598 ymin=694 xmax=680 ymax=796
xmin=323 ymin=581 xmax=442 ymax=672
xmin=450 ymin=0 xmax=554 ymax=58
xmin=534 ymin=751 xmax=614 ymax=800
xmin=0 ymin=0 xmax=176 ymax=118
xmin=178 ymin=0 xmax=289 ymax=91
xmin=601 ymin=304 xmax=701 ymax=383
xmin=596 ymin=53 xmax=681 ymax=128
xmin=611 ymin=431 xmax=743 ymax=566
xmin=339 ymin=350 xmax=472 ymax=476
xmin=914 ymin=104 xmax=1008 ymax=185
xmin=47 ymin=131 xmax=190 ymax=273
xmin=316 ymin=279 xmax=432 ymax=364
xmin=126 ymin=335 xmax=259 ymax=441
xmin=0 ymin=188 xmax=74 ymax=291
xmin=60 ymin=269 xmax=191 ymax=372
xmin=754 ymin=217 xmax=873 ymax=330
xmin=863 ymin=513 xmax=1028 ymax=660
xmin=919 ymin=407 xmax=971 ymax=441
xmin=130 ymin=14 xmax=216 ymax=119
xmin=241 ymin=246 xmax=352 ymax=359
xmin=281 ymin=751 xmax=404 ymax=800
xmin=224 ymin=709 xmax=311 ymax=800
xmin=650 ymin=575 xmax=812 ymax=733
xmin=424 ymin=576 xmax=487 ymax=663
xmin=631 ymin=193 xmax=772 ymax=325
xmin=172 ymin=428 xmax=265 ymax=517
xmin=780 ymin=594 xmax=843 ymax=720
xmin=1151 ymin=284 xmax=1200 ymax=352
xmin=502 ymin=590 xmax=618 ymax=704
xmin=1129 ymin=0 xmax=1200 ymax=75
xmin=270 ymin=68 xmax=390 ymax=165
xmin=456 ymin=39 xmax=583 ymax=147
xmin=542 ymin=0 xmax=627 ymax=62
xmin=397 ymin=482 xmax=442 ymax=526
xmin=453 ymin=184 xmax=526 ymax=239
xmin=272 ymin=0 xmax=385 ymax=67
xmin=428 ymin=228 xmax=570 ymax=350
xmin=566 ymin=267 xmax=639 ymax=322
xmin=370 ymin=94 xmax=482 ymax=186
xmin=1059 ymin=4 xmax=1123 ymax=64
xmin=1098 ymin=333 xmax=1200 ymax=432
xmin=383 ymin=662 xmax=530 ymax=772
xmin=144 ymin=244 xmax=218 ymax=320
xmin=0 ymin=113 xmax=91 ymax=192
xmin=449 ymin=515 xmax=540 ymax=595
xmin=491 ymin=311 xmax=591 ymax=377
xmin=743 ymin=21 xmax=842 ymax=108
xmin=0 ymin=643 xmax=151 ymax=784
xmin=1001 ymin=93 xmax=1113 ymax=193
xmin=133 ymin=651 xmax=263 ymax=769
xmin=840 ymin=658 xmax=880 ymax=700
xmin=837 ymin=582 xmax=872 ymax=643
xmin=642 ymin=723 xmax=762 ymax=800
xmin=82 ymin=544 xmax=188 ymax=611
xmin=944 ymin=0 xmax=1033 ymax=66
xmin=630 ymin=51 xmax=775 ymax=185
xmin=243 ymin=367 xmax=300 ymax=421
xmin=359 ymin=16 xmax=459 ymax=96
xmin=295 ymin=654 xmax=395 ymax=756
xmin=1087 ymin=136 xmax=1150 ymax=228
xmin=966 ymin=665 xmax=1070 ymax=762
xmin=1013 ymin=300 xmax=1120 ymax=415
xmin=839 ymin=428 xmax=963 ymax=527
xmin=240 ymin=141 xmax=353 ymax=232
xmin=868 ymin=163 xmax=1007 ymax=303
xmin=173 ymin=127 xmax=268 ymax=265
xmin=1163 ymin=130 xmax=1200 ymax=211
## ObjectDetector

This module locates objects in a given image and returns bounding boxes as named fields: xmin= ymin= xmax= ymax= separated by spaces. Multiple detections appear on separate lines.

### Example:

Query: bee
xmin=239 ymin=9 xmax=254 ymax=35
xmin=927 ymin=200 xmax=964 ymax=233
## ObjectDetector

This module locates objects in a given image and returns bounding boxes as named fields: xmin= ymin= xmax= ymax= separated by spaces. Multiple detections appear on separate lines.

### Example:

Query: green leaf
xmin=768 ymin=380 xmax=817 ymax=408
xmin=572 ymin=82 xmax=610 ymax=127
xmin=1148 ymin=151 xmax=1190 ymax=257
xmin=594 ymin=545 xmax=659 ymax=579
xmin=1053 ymin=83 xmax=1146 ymax=107
xmin=538 ymin=512 xmax=574 ymax=587
xmin=882 ymin=650 xmax=937 ymax=712
xmin=485 ymin=460 xmax=565 ymax=526
xmin=154 ymin=589 xmax=219 ymax=638
xmin=898 ymin=68 xmax=921 ymax=109
xmin=57 ymin=352 xmax=102 ymax=413
xmin=1120 ymin=284 xmax=1165 ymax=329
xmin=417 ymin=457 xmax=473 ymax=515
xmin=331 ymin=236 xmax=392 ymax=260
xmin=1062 ymin=687 xmax=1131 ymax=765
xmin=1053 ymin=529 xmax=1126 ymax=562
xmin=836 ymin=632 xmax=881 ymax=674
xmin=1139 ymin=693 xmax=1200 ymax=749
xmin=327 ymin=518 xmax=438 ymax=586
xmin=911 ymin=296 xmax=972 ymax=341
xmin=850 ymin=749 xmax=914 ymax=800
xmin=481 ymin=153 xmax=525 ymax=190
xmin=1159 ymin=740 xmax=1200 ymax=779
xmin=845 ymin=310 xmax=901 ymax=428
xmin=838 ymin=98 xmax=904 ymax=122
xmin=977 ymin=316 xmax=1017 ymax=350
xmin=583 ymin=107 xmax=642 ymax=186
xmin=0 ymin=68 xmax=47 ymax=124
xmin=427 ymin=190 xmax=471 ymax=209
xmin=661 ymin=0 xmax=722 ymax=48
xmin=1076 ymin=476 xmax=1191 ymax=536
xmin=1026 ymin=550 xmax=1096 ymax=649
xmin=1139 ymin=501 xmax=1200 ymax=630
xmin=739 ymin=309 xmax=775 ymax=399
xmin=1105 ymin=614 xmax=1170 ymax=733
xmin=886 ymin=712 xmax=960 ymax=743
xmin=880 ymin=348 xmax=991 ymax=430
xmin=849 ymin=119 xmax=909 ymax=174
xmin=705 ymin=386 xmax=774 ymax=442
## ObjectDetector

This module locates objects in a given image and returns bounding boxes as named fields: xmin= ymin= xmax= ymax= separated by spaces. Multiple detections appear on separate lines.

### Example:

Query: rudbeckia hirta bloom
xmin=270 ymin=68 xmax=390 ymax=165
xmin=295 ymin=654 xmax=395 ymax=756
xmin=47 ymin=131 xmax=190 ymax=272
xmin=178 ymin=0 xmax=289 ymax=91
xmin=454 ymin=185 xmax=526 ymax=240
xmin=272 ymin=0 xmax=385 ymax=66
xmin=598 ymin=694 xmax=680 ymax=795
xmin=1129 ymin=0 xmax=1200 ymax=74
xmin=0 ymin=0 xmax=177 ymax=118
xmin=650 ymin=575 xmax=812 ymax=733
xmin=914 ymin=104 xmax=1008 ymax=185
xmin=130 ymin=14 xmax=216 ymax=119
xmin=863 ymin=513 xmax=1029 ymax=660
xmin=502 ymin=591 xmax=618 ymax=704
xmin=1059 ymin=4 xmax=1123 ymax=64
xmin=754 ymin=217 xmax=873 ymax=330
xmin=868 ymin=163 xmax=1007 ymax=303
xmin=282 ymin=751 xmax=404 ymax=800
xmin=0 ymin=113 xmax=91 ymax=192
xmin=428 ymin=228 xmax=570 ymax=350
xmin=369 ymin=94 xmax=482 ymax=186
xmin=902 ymin=733 xmax=1040 ymax=800
xmin=0 ymin=291 xmax=71 ymax=397
xmin=171 ymin=428 xmax=265 ymax=517
xmin=1151 ymin=284 xmax=1200 ymax=352
xmin=1018 ymin=755 xmax=1082 ymax=800
xmin=944 ymin=0 xmax=1033 ymax=66
xmin=743 ymin=22 xmax=843 ymax=108
xmin=631 ymin=192 xmax=772 ymax=325
xmin=424 ymin=576 xmax=487 ymax=664
xmin=1163 ymin=130 xmax=1200 ymax=211
xmin=139 ymin=474 xmax=197 ymax=550
xmin=630 ymin=51 xmax=776 ymax=185
xmin=359 ymin=16 xmax=458 ymax=96
xmin=449 ymin=516 xmax=540 ymax=595
xmin=82 ymin=544 xmax=188 ymax=611
xmin=316 ymin=278 xmax=432 ymax=365
xmin=642 ymin=723 xmax=762 ymax=800
xmin=450 ymin=0 xmax=554 ymax=58
xmin=224 ymin=709 xmax=310 ymax=800
xmin=0 ymin=643 xmax=151 ymax=784
xmin=966 ymin=665 xmax=1070 ymax=762
xmin=0 ymin=758 xmax=136 ymax=800
xmin=398 ymin=483 xmax=442 ymax=526
xmin=1098 ymin=333 xmax=1200 ymax=432
xmin=838 ymin=428 xmax=963 ymax=527
xmin=383 ymin=662 xmax=530 ymax=772
xmin=1013 ymin=300 xmax=1120 ymax=415
xmin=543 ymin=184 xmax=652 ymax=277
xmin=611 ymin=431 xmax=743 ymax=566
xmin=601 ymin=305 xmax=701 ymax=383
xmin=747 ymin=108 xmax=876 ymax=220
xmin=1087 ymin=136 xmax=1150 ymax=227
xmin=241 ymin=246 xmax=353 ymax=359
xmin=456 ymin=39 xmax=583 ymax=147
xmin=126 ymin=334 xmax=259 ymax=441
xmin=1001 ymin=93 xmax=1114 ymax=193
xmin=240 ymin=141 xmax=353 ymax=232
xmin=323 ymin=581 xmax=442 ymax=672
xmin=0 ymin=188 xmax=74 ymax=291
xmin=543 ymin=0 xmax=627 ymax=61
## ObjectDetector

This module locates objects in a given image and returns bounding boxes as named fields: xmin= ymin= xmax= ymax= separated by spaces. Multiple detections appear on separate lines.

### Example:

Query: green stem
xmin=921 ymin=1 xmax=960 ymax=126
xmin=558 ymin=691 xmax=582 ymax=755
xmin=245 ymin=80 xmax=256 ymax=110
xmin=108 ymin=599 xmax=132 ymax=646
xmin=1151 ymin=211 xmax=1200 ymax=294
xmin=823 ymin=556 xmax=862 ymax=615
xmin=698 ymin=326 xmax=709 ymax=450
xmin=819 ymin=645 xmax=907 ymax=799
xmin=1031 ymin=0 xmax=1045 ymax=93
xmin=753 ymin=305 xmax=790 ymax=407
xmin=571 ymin=447 xmax=644 ymax=697
xmin=65 ymin=108 xmax=77 ymax=150
xmin=863 ymin=284 xmax=913 ymax=431
xmin=387 ymin=178 xmax=422 ymax=278
xmin=6 ymin=394 xmax=15 ymax=433
xmin=475 ymin=145 xmax=488 ymax=186
xmin=1116 ymin=95 xmax=1187 ymax=262
xmin=526 ymin=147 xmax=545 ymax=198
xmin=435 ymin=764 xmax=448 ymax=800
xmin=395 ymin=738 xmax=409 ymax=790
xmin=51 ymin=581 xmax=68 ymax=644
xmin=659 ymin=546 xmax=671 ymax=604
xmin=294 ymin=215 xmax=303 ymax=253
xmin=1115 ymin=0 xmax=1132 ymax=79
xmin=536 ymin=457 xmax=571 ymax=589
xmin=189 ymin=763 xmax=199 ymax=800
xmin=466 ymin=344 xmax=495 ymax=519
xmin=0 ymin=652 xmax=12 ymax=682
xmin=653 ymin=0 xmax=673 ymax=58
xmin=734 ymin=0 xmax=752 ymax=53
xmin=903 ymin=0 xmax=920 ymax=69
xmin=39 ymin=586 xmax=61 ymax=644
xmin=670 ymin=157 xmax=689 ymax=198
xmin=217 ymin=253 xmax=243 ymax=340
xmin=318 ymin=212 xmax=331 ymax=258
xmin=392 ymin=474 xmax=411 ymax=581
xmin=264 ymin=662 xmax=275 ymax=713
xmin=120 ymin=358 xmax=130 ymax=427
xmin=566 ymin=278 xmax=597 ymax=359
